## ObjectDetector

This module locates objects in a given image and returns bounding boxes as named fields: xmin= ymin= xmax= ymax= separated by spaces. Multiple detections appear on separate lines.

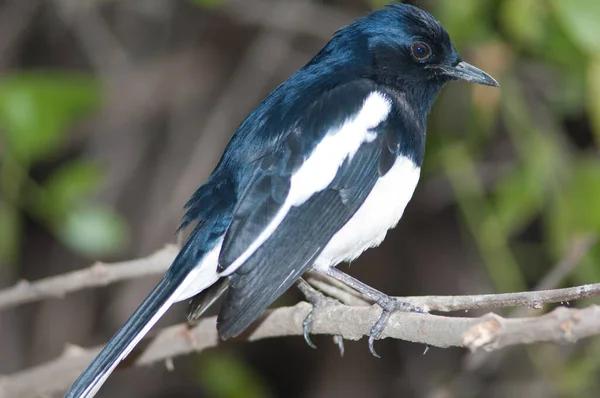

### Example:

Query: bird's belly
xmin=313 ymin=156 xmax=420 ymax=271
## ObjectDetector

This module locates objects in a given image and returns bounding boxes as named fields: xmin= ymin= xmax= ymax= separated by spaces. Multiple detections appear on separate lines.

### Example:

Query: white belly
xmin=313 ymin=155 xmax=420 ymax=271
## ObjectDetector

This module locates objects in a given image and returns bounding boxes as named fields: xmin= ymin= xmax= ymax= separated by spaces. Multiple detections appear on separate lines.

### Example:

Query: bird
xmin=65 ymin=3 xmax=498 ymax=397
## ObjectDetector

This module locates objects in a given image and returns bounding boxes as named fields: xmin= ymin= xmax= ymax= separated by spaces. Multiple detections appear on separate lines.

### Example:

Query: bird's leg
xmin=323 ymin=267 xmax=424 ymax=358
xmin=296 ymin=278 xmax=345 ymax=356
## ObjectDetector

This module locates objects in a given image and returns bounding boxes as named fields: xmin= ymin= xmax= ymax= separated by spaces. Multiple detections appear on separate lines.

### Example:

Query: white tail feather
xmin=70 ymin=242 xmax=222 ymax=398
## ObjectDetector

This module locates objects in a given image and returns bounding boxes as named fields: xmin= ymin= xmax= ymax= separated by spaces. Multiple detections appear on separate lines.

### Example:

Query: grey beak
xmin=436 ymin=61 xmax=499 ymax=87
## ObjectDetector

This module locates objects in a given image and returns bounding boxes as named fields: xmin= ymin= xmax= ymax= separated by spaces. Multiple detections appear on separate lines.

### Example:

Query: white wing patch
xmin=288 ymin=91 xmax=391 ymax=205
xmin=220 ymin=91 xmax=391 ymax=276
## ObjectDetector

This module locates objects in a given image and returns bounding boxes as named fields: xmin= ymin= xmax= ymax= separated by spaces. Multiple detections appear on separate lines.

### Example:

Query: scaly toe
xmin=367 ymin=298 xmax=423 ymax=357
xmin=297 ymin=280 xmax=343 ymax=351
xmin=381 ymin=297 xmax=424 ymax=314
xmin=368 ymin=335 xmax=380 ymax=358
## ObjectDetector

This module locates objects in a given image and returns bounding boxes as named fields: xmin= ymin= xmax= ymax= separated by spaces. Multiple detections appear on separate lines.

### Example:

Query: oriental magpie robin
xmin=66 ymin=3 xmax=498 ymax=397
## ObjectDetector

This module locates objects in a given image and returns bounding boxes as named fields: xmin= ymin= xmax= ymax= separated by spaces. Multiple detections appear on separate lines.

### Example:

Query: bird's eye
xmin=411 ymin=41 xmax=432 ymax=61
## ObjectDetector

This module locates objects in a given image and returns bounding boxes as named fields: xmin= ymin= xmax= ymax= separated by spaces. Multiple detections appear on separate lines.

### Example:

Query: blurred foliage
xmin=0 ymin=73 xmax=99 ymax=162
xmin=194 ymin=352 xmax=272 ymax=398
xmin=0 ymin=72 xmax=128 ymax=263
xmin=426 ymin=0 xmax=600 ymax=395
xmin=0 ymin=0 xmax=598 ymax=396
xmin=188 ymin=0 xmax=223 ymax=7
xmin=429 ymin=0 xmax=600 ymax=290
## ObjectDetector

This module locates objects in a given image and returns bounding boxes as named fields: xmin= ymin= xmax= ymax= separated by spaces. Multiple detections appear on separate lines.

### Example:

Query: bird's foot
xmin=296 ymin=278 xmax=345 ymax=356
xmin=368 ymin=296 xmax=423 ymax=358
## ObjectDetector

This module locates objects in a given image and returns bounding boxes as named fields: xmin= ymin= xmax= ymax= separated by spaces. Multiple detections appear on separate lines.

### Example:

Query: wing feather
xmin=217 ymin=137 xmax=383 ymax=339
xmin=218 ymin=80 xmax=389 ymax=275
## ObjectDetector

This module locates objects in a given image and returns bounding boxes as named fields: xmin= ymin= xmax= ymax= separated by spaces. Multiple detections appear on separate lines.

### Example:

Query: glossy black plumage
xmin=66 ymin=3 xmax=499 ymax=397
xmin=219 ymin=118 xmax=384 ymax=338
xmin=65 ymin=226 xmax=222 ymax=398
xmin=180 ymin=4 xmax=449 ymax=235
xmin=183 ymin=2 xmax=492 ymax=339
xmin=219 ymin=80 xmax=381 ymax=269
xmin=215 ymin=78 xmax=428 ymax=338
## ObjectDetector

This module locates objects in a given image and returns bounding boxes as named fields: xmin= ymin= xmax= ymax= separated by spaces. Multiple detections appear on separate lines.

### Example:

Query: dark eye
xmin=411 ymin=41 xmax=432 ymax=61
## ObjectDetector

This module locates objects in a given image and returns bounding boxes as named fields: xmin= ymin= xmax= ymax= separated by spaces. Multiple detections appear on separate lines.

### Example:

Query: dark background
xmin=1 ymin=0 xmax=600 ymax=397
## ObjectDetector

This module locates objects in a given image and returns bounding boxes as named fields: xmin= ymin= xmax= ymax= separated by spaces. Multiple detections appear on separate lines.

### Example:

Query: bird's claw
xmin=333 ymin=335 xmax=345 ymax=357
xmin=302 ymin=311 xmax=318 ymax=349
xmin=368 ymin=297 xmax=424 ymax=358
xmin=299 ymin=284 xmax=345 ymax=355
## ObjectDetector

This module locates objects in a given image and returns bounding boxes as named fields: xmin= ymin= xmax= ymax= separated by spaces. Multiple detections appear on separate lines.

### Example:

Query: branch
xmin=2 ymin=245 xmax=599 ymax=314
xmin=0 ymin=0 xmax=40 ymax=69
xmin=0 ymin=245 xmax=177 ymax=310
xmin=457 ymin=234 xmax=598 ymax=379
xmin=395 ymin=284 xmax=600 ymax=312
xmin=535 ymin=234 xmax=598 ymax=291
xmin=306 ymin=274 xmax=600 ymax=312
xmin=1 ymin=303 xmax=599 ymax=398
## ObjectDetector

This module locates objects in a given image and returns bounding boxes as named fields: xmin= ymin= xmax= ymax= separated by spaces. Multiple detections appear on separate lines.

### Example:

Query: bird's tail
xmin=65 ymin=243 xmax=221 ymax=398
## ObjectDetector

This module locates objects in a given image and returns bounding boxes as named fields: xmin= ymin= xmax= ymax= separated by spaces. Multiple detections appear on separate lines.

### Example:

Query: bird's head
xmin=343 ymin=3 xmax=498 ymax=90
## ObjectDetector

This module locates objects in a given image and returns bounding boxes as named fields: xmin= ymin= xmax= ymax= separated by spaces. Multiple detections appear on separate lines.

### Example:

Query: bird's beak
xmin=434 ymin=61 xmax=499 ymax=87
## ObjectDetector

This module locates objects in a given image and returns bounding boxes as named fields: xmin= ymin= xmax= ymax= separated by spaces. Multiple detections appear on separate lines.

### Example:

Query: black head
xmin=343 ymin=3 xmax=498 ymax=89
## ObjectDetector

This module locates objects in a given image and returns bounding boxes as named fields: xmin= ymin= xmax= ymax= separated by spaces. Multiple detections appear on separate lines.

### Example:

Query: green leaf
xmin=500 ymin=0 xmax=546 ymax=46
xmin=494 ymin=165 xmax=542 ymax=234
xmin=0 ymin=72 xmax=100 ymax=163
xmin=588 ymin=57 xmax=600 ymax=143
xmin=549 ymin=159 xmax=600 ymax=250
xmin=436 ymin=0 xmax=492 ymax=47
xmin=539 ymin=16 xmax=586 ymax=68
xmin=45 ymin=160 xmax=105 ymax=217
xmin=553 ymin=68 xmax=586 ymax=116
xmin=197 ymin=353 xmax=271 ymax=398
xmin=57 ymin=206 xmax=128 ymax=257
xmin=572 ymin=242 xmax=600 ymax=289
xmin=561 ymin=159 xmax=600 ymax=233
xmin=553 ymin=0 xmax=600 ymax=53
xmin=0 ymin=201 xmax=21 ymax=264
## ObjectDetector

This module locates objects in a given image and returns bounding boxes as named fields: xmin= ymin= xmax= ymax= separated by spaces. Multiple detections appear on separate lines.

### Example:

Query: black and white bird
xmin=65 ymin=3 xmax=498 ymax=397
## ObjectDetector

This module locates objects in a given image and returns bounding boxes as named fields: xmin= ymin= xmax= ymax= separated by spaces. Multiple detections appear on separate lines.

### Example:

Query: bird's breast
xmin=313 ymin=155 xmax=420 ymax=270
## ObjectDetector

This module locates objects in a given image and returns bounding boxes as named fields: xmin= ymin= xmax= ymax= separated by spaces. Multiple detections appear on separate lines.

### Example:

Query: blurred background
xmin=1 ymin=0 xmax=599 ymax=397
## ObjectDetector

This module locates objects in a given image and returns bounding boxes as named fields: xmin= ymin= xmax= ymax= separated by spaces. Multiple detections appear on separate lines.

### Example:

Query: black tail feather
xmin=65 ymin=273 xmax=181 ymax=398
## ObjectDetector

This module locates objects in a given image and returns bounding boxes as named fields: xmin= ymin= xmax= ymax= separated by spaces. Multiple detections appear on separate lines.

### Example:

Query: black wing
xmin=217 ymin=79 xmax=381 ymax=270
xmin=217 ymin=134 xmax=386 ymax=339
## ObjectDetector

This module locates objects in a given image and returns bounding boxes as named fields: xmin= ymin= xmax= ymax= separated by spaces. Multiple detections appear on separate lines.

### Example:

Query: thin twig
xmin=535 ymin=234 xmax=598 ymax=291
xmin=53 ymin=0 xmax=133 ymax=78
xmin=0 ymin=303 xmax=598 ymax=398
xmin=143 ymin=11 xmax=303 ymax=251
xmin=0 ymin=245 xmax=178 ymax=310
xmin=398 ymin=284 xmax=600 ymax=312
xmin=0 ymin=0 xmax=41 ymax=69
xmin=461 ymin=234 xmax=598 ymax=374
xmin=305 ymin=274 xmax=600 ymax=312
xmin=1 ymin=246 xmax=599 ymax=313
